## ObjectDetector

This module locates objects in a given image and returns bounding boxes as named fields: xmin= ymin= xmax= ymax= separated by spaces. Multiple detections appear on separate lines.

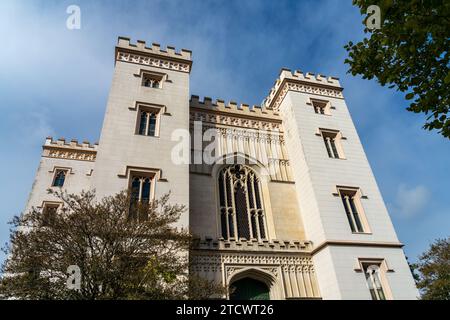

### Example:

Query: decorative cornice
xmin=43 ymin=137 xmax=97 ymax=162
xmin=116 ymin=51 xmax=191 ymax=73
xmin=192 ymin=237 xmax=313 ymax=253
xmin=115 ymin=37 xmax=192 ymax=73
xmin=264 ymin=69 xmax=344 ymax=111
xmin=190 ymin=112 xmax=283 ymax=132
xmin=190 ymin=250 xmax=315 ymax=267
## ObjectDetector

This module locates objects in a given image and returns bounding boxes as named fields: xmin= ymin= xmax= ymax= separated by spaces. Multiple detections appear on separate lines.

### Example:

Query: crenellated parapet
xmin=190 ymin=95 xmax=280 ymax=121
xmin=43 ymin=137 xmax=98 ymax=162
xmin=263 ymin=68 xmax=344 ymax=111
xmin=192 ymin=236 xmax=313 ymax=253
xmin=116 ymin=37 xmax=193 ymax=73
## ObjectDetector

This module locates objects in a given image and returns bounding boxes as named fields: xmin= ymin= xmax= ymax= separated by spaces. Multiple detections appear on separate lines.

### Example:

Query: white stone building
xmin=24 ymin=37 xmax=419 ymax=300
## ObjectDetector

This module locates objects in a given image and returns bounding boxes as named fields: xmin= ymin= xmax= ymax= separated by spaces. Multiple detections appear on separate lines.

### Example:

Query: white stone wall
xmin=24 ymin=156 xmax=95 ymax=214
xmin=92 ymin=57 xmax=191 ymax=228
xmin=318 ymin=246 xmax=419 ymax=300
xmin=278 ymin=82 xmax=418 ymax=299
xmin=280 ymin=92 xmax=399 ymax=244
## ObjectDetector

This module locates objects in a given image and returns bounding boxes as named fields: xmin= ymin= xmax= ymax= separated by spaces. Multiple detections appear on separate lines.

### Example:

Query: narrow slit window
xmin=321 ymin=130 xmax=343 ymax=159
xmin=362 ymin=263 xmax=387 ymax=300
xmin=128 ymin=173 xmax=154 ymax=222
xmin=339 ymin=188 xmax=367 ymax=233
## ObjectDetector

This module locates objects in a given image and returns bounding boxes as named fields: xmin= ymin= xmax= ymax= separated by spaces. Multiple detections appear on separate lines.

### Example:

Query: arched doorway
xmin=230 ymin=278 xmax=270 ymax=300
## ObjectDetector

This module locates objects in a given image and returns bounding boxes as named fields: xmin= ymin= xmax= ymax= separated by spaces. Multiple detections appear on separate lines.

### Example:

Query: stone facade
xmin=23 ymin=37 xmax=419 ymax=300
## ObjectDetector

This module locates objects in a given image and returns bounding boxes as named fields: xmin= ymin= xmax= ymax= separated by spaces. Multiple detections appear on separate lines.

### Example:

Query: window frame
xmin=135 ymin=104 xmax=163 ymax=138
xmin=128 ymin=170 xmax=157 ymax=222
xmin=128 ymin=170 xmax=157 ymax=204
xmin=318 ymin=128 xmax=345 ymax=159
xmin=310 ymin=98 xmax=331 ymax=115
xmin=141 ymin=71 xmax=165 ymax=89
xmin=217 ymin=164 xmax=268 ymax=242
xmin=357 ymin=259 xmax=393 ymax=300
xmin=337 ymin=186 xmax=371 ymax=234
xmin=51 ymin=169 xmax=68 ymax=188
xmin=41 ymin=201 xmax=61 ymax=226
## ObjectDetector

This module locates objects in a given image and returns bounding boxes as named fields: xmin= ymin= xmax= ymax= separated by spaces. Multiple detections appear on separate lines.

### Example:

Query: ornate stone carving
xmin=43 ymin=138 xmax=97 ymax=162
xmin=269 ymin=81 xmax=344 ymax=111
xmin=190 ymin=111 xmax=282 ymax=132
xmin=46 ymin=149 xmax=96 ymax=162
xmin=190 ymin=249 xmax=320 ymax=298
xmin=117 ymin=52 xmax=190 ymax=72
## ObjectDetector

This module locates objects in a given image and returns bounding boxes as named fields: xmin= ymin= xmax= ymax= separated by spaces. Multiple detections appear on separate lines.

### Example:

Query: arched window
xmin=364 ymin=264 xmax=386 ymax=300
xmin=129 ymin=175 xmax=153 ymax=222
xmin=218 ymin=165 xmax=267 ymax=241
xmin=52 ymin=170 xmax=67 ymax=187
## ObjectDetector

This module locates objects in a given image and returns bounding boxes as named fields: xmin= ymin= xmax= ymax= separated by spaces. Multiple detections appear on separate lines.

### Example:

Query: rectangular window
xmin=338 ymin=187 xmax=369 ymax=233
xmin=42 ymin=203 xmax=60 ymax=226
xmin=362 ymin=262 xmax=388 ymax=300
xmin=128 ymin=172 xmax=156 ymax=222
xmin=52 ymin=169 xmax=67 ymax=187
xmin=136 ymin=105 xmax=161 ymax=137
xmin=321 ymin=129 xmax=343 ymax=159
xmin=142 ymin=72 xmax=163 ymax=89
xmin=312 ymin=99 xmax=328 ymax=115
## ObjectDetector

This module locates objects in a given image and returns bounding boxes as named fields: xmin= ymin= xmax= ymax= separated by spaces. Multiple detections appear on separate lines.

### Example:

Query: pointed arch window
xmin=129 ymin=173 xmax=154 ymax=222
xmin=52 ymin=170 xmax=67 ymax=187
xmin=136 ymin=104 xmax=162 ymax=137
xmin=218 ymin=165 xmax=267 ymax=241
xmin=363 ymin=263 xmax=387 ymax=300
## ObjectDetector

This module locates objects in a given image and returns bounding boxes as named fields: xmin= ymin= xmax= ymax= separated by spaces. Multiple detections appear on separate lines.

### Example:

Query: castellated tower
xmin=92 ymin=37 xmax=192 ymax=228
xmin=23 ymin=37 xmax=418 ymax=300
xmin=263 ymin=69 xmax=419 ymax=299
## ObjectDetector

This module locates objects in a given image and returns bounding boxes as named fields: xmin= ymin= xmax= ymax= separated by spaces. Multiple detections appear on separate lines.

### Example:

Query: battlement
xmin=44 ymin=137 xmax=98 ymax=151
xmin=190 ymin=95 xmax=280 ymax=120
xmin=192 ymin=236 xmax=313 ymax=253
xmin=263 ymin=68 xmax=344 ymax=110
xmin=117 ymin=36 xmax=192 ymax=61
xmin=43 ymin=137 xmax=98 ymax=162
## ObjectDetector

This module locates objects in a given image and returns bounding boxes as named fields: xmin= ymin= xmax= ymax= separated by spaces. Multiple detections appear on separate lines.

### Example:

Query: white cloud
xmin=395 ymin=184 xmax=430 ymax=218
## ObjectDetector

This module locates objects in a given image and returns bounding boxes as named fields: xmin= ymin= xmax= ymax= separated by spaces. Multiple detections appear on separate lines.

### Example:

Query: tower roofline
xmin=116 ymin=36 xmax=192 ymax=60
xmin=190 ymin=95 xmax=281 ymax=121
xmin=115 ymin=37 xmax=193 ymax=73
xmin=263 ymin=68 xmax=344 ymax=110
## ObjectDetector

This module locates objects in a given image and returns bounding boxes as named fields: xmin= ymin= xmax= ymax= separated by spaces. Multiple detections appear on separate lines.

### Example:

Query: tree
xmin=345 ymin=1 xmax=450 ymax=138
xmin=411 ymin=237 xmax=450 ymax=300
xmin=0 ymin=190 xmax=223 ymax=300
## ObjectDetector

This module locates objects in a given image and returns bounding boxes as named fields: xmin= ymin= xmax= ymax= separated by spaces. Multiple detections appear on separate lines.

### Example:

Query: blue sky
xmin=0 ymin=0 xmax=448 ymax=264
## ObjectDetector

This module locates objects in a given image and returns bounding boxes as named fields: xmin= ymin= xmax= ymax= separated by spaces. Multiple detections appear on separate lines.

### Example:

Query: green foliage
xmin=413 ymin=237 xmax=450 ymax=300
xmin=0 ymin=190 xmax=224 ymax=300
xmin=345 ymin=0 xmax=450 ymax=138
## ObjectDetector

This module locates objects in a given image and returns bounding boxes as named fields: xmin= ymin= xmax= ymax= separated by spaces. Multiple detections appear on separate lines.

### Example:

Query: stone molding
xmin=264 ymin=69 xmax=344 ymax=111
xmin=192 ymin=237 xmax=312 ymax=253
xmin=43 ymin=137 xmax=97 ymax=162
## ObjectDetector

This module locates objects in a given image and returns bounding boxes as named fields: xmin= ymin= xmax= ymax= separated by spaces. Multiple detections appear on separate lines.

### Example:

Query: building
xmin=24 ymin=37 xmax=419 ymax=300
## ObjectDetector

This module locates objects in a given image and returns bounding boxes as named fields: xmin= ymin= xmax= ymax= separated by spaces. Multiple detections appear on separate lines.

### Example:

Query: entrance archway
xmin=229 ymin=278 xmax=270 ymax=300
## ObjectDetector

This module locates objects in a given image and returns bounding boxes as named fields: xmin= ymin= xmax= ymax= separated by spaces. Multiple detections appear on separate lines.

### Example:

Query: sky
xmin=0 ymin=0 xmax=448 ymax=264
